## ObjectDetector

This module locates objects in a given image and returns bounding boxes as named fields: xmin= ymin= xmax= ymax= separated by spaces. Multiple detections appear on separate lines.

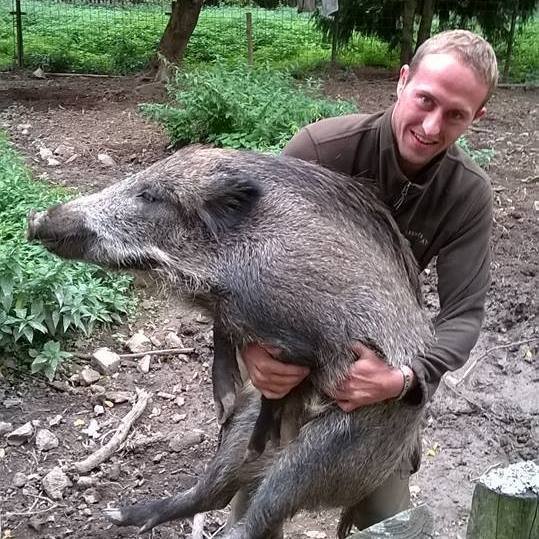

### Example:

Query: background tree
xmin=314 ymin=0 xmax=537 ymax=76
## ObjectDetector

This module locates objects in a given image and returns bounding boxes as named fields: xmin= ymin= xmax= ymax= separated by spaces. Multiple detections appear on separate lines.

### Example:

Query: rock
xmin=97 ymin=153 xmax=116 ymax=167
xmin=305 ymin=532 xmax=327 ymax=538
xmin=39 ymin=147 xmax=53 ymax=161
xmin=79 ymin=366 xmax=101 ymax=386
xmin=6 ymin=422 xmax=34 ymax=446
xmin=42 ymin=467 xmax=72 ymax=500
xmin=168 ymin=431 xmax=204 ymax=452
xmin=54 ymin=144 xmax=76 ymax=158
xmin=164 ymin=332 xmax=184 ymax=348
xmin=0 ymin=421 xmax=13 ymax=436
xmin=82 ymin=488 xmax=100 ymax=504
xmin=175 ymin=396 xmax=186 ymax=408
xmin=81 ymin=419 xmax=100 ymax=439
xmin=171 ymin=413 xmax=187 ymax=423
xmin=32 ymin=67 xmax=46 ymax=79
xmin=16 ymin=123 xmax=31 ymax=131
xmin=3 ymin=397 xmax=22 ymax=408
xmin=104 ymin=391 xmax=131 ymax=404
xmin=77 ymin=476 xmax=99 ymax=489
xmin=94 ymin=405 xmax=105 ymax=416
xmin=35 ymin=429 xmax=59 ymax=451
xmin=13 ymin=472 xmax=28 ymax=487
xmin=48 ymin=414 xmax=63 ymax=427
xmin=138 ymin=354 xmax=151 ymax=373
xmin=91 ymin=347 xmax=121 ymax=375
xmin=47 ymin=158 xmax=61 ymax=167
xmin=125 ymin=331 xmax=152 ymax=353
xmin=534 ymin=200 xmax=539 ymax=212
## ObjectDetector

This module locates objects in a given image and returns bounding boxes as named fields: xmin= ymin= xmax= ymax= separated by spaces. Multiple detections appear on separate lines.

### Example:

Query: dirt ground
xmin=0 ymin=70 xmax=537 ymax=539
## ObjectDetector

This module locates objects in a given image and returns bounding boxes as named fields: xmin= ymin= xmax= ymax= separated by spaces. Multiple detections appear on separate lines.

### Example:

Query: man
xmin=236 ymin=29 xmax=497 ymax=530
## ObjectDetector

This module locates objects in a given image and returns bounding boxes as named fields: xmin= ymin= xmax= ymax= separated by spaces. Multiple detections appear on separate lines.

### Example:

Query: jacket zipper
xmin=393 ymin=182 xmax=411 ymax=210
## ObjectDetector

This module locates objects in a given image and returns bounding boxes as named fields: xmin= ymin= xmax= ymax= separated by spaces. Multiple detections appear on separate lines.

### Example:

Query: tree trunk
xmin=415 ymin=0 xmax=433 ymax=51
xmin=503 ymin=7 xmax=518 ymax=81
xmin=400 ymin=0 xmax=417 ymax=66
xmin=152 ymin=0 xmax=204 ymax=80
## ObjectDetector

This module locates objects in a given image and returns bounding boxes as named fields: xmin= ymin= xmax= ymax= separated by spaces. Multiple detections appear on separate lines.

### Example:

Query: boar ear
xmin=198 ymin=176 xmax=262 ymax=236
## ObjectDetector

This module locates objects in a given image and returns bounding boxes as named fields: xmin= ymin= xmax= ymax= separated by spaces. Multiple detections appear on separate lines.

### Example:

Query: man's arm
xmin=407 ymin=187 xmax=493 ymax=406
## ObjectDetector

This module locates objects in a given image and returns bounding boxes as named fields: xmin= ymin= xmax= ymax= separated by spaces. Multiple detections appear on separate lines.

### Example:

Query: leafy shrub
xmin=457 ymin=136 xmax=495 ymax=168
xmin=141 ymin=65 xmax=357 ymax=152
xmin=0 ymin=133 xmax=134 ymax=378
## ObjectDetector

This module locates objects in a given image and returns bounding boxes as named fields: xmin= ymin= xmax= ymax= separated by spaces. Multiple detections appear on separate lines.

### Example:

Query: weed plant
xmin=141 ymin=66 xmax=357 ymax=151
xmin=0 ymin=134 xmax=134 ymax=378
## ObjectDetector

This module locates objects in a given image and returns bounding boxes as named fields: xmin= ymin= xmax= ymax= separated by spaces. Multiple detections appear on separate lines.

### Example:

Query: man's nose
xmin=422 ymin=110 xmax=442 ymax=138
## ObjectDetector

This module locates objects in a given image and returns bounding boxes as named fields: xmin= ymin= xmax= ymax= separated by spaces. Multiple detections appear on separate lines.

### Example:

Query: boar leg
xmin=244 ymin=396 xmax=283 ymax=462
xmin=104 ymin=390 xmax=264 ymax=533
xmin=212 ymin=321 xmax=243 ymax=425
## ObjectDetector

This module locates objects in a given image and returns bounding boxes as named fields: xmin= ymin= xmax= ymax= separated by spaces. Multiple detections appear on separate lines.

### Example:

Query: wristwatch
xmin=397 ymin=365 xmax=414 ymax=400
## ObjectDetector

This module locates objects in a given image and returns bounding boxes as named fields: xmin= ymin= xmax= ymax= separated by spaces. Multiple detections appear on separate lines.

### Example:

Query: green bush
xmin=141 ymin=66 xmax=357 ymax=151
xmin=0 ymin=133 xmax=135 ymax=378
xmin=457 ymin=136 xmax=495 ymax=168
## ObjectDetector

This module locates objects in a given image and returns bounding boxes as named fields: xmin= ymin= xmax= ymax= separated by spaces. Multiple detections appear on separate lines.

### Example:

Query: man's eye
xmin=137 ymin=191 xmax=157 ymax=203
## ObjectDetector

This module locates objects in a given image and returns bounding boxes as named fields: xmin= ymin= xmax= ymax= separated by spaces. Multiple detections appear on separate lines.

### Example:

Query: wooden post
xmin=349 ymin=504 xmax=434 ymax=538
xmin=246 ymin=12 xmax=253 ymax=67
xmin=14 ymin=0 xmax=24 ymax=67
xmin=466 ymin=460 xmax=539 ymax=538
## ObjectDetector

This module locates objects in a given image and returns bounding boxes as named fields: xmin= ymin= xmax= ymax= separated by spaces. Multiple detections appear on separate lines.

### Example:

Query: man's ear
xmin=473 ymin=106 xmax=486 ymax=122
xmin=198 ymin=176 xmax=262 ymax=238
xmin=397 ymin=65 xmax=410 ymax=97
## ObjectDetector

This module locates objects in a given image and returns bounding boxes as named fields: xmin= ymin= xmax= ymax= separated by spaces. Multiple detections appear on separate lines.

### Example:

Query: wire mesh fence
xmin=0 ymin=1 xmax=537 ymax=81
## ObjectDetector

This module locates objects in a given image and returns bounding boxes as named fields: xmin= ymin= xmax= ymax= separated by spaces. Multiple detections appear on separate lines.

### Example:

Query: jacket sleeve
xmin=406 ymin=185 xmax=493 ymax=406
xmin=281 ymin=127 xmax=320 ymax=162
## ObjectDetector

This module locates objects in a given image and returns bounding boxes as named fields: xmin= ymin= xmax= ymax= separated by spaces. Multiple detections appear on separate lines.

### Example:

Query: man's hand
xmin=333 ymin=342 xmax=410 ymax=412
xmin=242 ymin=343 xmax=310 ymax=399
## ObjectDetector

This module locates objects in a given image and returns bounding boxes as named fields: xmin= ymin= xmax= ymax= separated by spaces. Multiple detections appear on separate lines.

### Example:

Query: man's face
xmin=391 ymin=52 xmax=489 ymax=176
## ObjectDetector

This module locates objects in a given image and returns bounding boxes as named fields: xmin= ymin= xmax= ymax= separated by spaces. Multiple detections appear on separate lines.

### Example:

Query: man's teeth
xmin=413 ymin=132 xmax=436 ymax=145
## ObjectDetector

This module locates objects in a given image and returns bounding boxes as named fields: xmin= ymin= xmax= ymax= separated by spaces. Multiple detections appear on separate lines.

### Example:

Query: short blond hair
xmin=410 ymin=30 xmax=498 ymax=103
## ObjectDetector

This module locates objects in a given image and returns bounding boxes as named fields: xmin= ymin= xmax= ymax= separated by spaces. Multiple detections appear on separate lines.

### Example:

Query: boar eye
xmin=137 ymin=190 xmax=158 ymax=203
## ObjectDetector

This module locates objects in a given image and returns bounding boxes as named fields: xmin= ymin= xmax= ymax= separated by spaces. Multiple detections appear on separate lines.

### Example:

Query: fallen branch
xmin=456 ymin=337 xmax=538 ymax=387
xmin=71 ymin=388 xmax=151 ymax=474
xmin=191 ymin=513 xmax=205 ymax=539
xmin=498 ymin=82 xmax=538 ymax=89
xmin=74 ymin=347 xmax=195 ymax=361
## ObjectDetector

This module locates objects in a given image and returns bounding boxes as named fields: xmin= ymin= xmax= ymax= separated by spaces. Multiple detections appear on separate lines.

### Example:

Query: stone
xmin=82 ymin=488 xmax=100 ymax=504
xmin=79 ymin=366 xmax=101 ymax=386
xmin=94 ymin=405 xmax=105 ymax=416
xmin=138 ymin=354 xmax=151 ymax=373
xmin=164 ymin=332 xmax=183 ymax=348
xmin=13 ymin=472 xmax=27 ymax=487
xmin=6 ymin=422 xmax=34 ymax=446
xmin=54 ymin=144 xmax=76 ymax=158
xmin=104 ymin=391 xmax=131 ymax=404
xmin=97 ymin=153 xmax=116 ymax=167
xmin=91 ymin=347 xmax=121 ymax=375
xmin=0 ymin=421 xmax=13 ymax=436
xmin=39 ymin=147 xmax=53 ymax=161
xmin=125 ymin=331 xmax=152 ymax=353
xmin=35 ymin=429 xmax=59 ymax=451
xmin=42 ymin=467 xmax=72 ymax=500
xmin=168 ymin=432 xmax=204 ymax=452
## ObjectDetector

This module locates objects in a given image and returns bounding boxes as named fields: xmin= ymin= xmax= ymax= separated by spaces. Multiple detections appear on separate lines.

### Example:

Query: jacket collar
xmin=376 ymin=106 xmax=446 ymax=208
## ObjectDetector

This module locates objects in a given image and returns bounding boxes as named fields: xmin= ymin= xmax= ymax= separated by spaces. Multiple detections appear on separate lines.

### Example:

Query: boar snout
xmin=26 ymin=205 xmax=92 ymax=260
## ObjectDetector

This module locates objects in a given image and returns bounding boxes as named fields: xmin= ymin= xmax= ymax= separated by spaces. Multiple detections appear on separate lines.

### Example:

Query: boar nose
xmin=27 ymin=209 xmax=48 ymax=241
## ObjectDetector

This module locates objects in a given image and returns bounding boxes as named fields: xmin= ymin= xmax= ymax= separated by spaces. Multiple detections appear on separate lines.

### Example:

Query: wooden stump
xmin=349 ymin=504 xmax=434 ymax=538
xmin=466 ymin=460 xmax=539 ymax=539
